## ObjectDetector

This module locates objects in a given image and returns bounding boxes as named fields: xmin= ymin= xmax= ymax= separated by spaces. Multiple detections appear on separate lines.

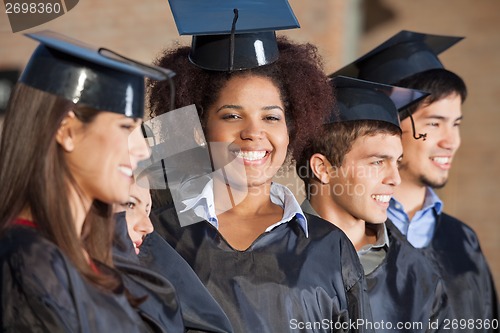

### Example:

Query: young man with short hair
xmin=296 ymin=76 xmax=449 ymax=331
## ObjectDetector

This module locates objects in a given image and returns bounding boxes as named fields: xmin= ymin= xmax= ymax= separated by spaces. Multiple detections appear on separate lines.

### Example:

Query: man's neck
xmin=309 ymin=195 xmax=371 ymax=251
xmin=393 ymin=179 xmax=427 ymax=221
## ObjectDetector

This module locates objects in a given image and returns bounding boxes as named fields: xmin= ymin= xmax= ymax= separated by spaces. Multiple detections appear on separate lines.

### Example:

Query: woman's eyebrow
xmin=216 ymin=104 xmax=242 ymax=113
xmin=262 ymin=105 xmax=284 ymax=112
xmin=216 ymin=105 xmax=285 ymax=113
xmin=130 ymin=195 xmax=142 ymax=204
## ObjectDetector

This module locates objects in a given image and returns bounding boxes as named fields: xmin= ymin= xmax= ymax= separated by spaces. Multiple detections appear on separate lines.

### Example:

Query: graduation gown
xmin=113 ymin=212 xmax=233 ymax=333
xmin=419 ymin=213 xmax=498 ymax=332
xmin=143 ymin=205 xmax=373 ymax=333
xmin=367 ymin=220 xmax=450 ymax=333
xmin=113 ymin=212 xmax=185 ymax=333
xmin=1 ymin=225 xmax=150 ymax=333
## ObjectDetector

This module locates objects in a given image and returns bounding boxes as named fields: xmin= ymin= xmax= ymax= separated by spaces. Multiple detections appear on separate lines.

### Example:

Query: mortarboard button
xmin=331 ymin=30 xmax=463 ymax=85
xmin=168 ymin=0 xmax=299 ymax=71
xmin=20 ymin=30 xmax=175 ymax=118
xmin=328 ymin=75 xmax=429 ymax=128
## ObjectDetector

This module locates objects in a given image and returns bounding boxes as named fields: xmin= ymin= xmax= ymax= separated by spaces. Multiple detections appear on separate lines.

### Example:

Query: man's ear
xmin=55 ymin=111 xmax=77 ymax=152
xmin=309 ymin=153 xmax=333 ymax=184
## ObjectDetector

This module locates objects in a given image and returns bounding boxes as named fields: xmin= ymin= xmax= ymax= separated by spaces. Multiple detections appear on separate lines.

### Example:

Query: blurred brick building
xmin=1 ymin=0 xmax=499 ymax=289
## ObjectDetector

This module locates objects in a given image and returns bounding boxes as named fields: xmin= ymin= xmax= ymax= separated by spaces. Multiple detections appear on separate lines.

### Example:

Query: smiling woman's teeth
xmin=236 ymin=151 xmax=267 ymax=161
xmin=118 ymin=166 xmax=133 ymax=177
xmin=371 ymin=195 xmax=391 ymax=203
xmin=431 ymin=157 xmax=450 ymax=165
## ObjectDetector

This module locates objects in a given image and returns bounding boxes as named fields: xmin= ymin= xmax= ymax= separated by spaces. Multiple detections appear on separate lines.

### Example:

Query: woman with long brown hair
xmin=0 ymin=31 xmax=170 ymax=332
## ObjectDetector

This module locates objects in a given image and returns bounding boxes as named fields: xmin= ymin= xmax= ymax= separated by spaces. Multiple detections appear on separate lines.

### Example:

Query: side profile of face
xmin=114 ymin=179 xmax=153 ymax=254
xmin=62 ymin=111 xmax=150 ymax=205
xmin=326 ymin=133 xmax=402 ymax=224
xmin=204 ymin=75 xmax=289 ymax=189
xmin=123 ymin=180 xmax=153 ymax=254
xmin=399 ymin=93 xmax=462 ymax=189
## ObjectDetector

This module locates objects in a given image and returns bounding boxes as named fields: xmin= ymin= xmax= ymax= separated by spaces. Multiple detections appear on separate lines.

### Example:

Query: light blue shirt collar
xmin=389 ymin=187 xmax=443 ymax=215
xmin=422 ymin=187 xmax=443 ymax=215
xmin=388 ymin=187 xmax=443 ymax=248
xmin=181 ymin=180 xmax=308 ymax=237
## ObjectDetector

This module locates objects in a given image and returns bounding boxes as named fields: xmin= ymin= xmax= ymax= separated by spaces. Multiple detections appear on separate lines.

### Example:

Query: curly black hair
xmin=148 ymin=36 xmax=333 ymax=162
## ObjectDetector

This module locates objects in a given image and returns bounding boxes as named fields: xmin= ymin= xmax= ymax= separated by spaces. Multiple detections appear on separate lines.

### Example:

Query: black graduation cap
xmin=168 ymin=0 xmax=299 ymax=71
xmin=331 ymin=30 xmax=463 ymax=85
xmin=20 ymin=30 xmax=175 ymax=118
xmin=328 ymin=76 xmax=429 ymax=128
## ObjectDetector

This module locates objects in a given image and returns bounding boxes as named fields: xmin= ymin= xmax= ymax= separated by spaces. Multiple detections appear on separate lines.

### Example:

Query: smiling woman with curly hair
xmin=142 ymin=35 xmax=372 ymax=333
xmin=149 ymin=36 xmax=332 ymax=161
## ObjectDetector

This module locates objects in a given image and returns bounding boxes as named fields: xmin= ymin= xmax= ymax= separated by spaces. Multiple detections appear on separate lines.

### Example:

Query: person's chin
xmin=359 ymin=204 xmax=387 ymax=224
xmin=246 ymin=176 xmax=273 ymax=190
xmin=370 ymin=217 xmax=387 ymax=224
xmin=111 ymin=191 xmax=129 ymax=206
xmin=420 ymin=173 xmax=448 ymax=189
xmin=367 ymin=212 xmax=387 ymax=224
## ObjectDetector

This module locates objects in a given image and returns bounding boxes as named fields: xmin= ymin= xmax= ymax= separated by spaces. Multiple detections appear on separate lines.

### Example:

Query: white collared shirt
xmin=181 ymin=180 xmax=308 ymax=237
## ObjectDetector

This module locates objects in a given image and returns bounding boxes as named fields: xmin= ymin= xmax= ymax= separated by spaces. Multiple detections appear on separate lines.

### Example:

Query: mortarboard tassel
xmin=229 ymin=8 xmax=239 ymax=72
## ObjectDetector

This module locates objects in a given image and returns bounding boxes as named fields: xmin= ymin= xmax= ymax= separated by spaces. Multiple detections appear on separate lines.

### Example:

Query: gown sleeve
xmin=339 ymin=232 xmax=375 ymax=333
xmin=139 ymin=230 xmax=234 ymax=333
xmin=1 ymin=229 xmax=81 ymax=332
xmin=428 ymin=213 xmax=499 ymax=332
xmin=2 ymin=227 xmax=151 ymax=333
xmin=368 ymin=220 xmax=452 ymax=333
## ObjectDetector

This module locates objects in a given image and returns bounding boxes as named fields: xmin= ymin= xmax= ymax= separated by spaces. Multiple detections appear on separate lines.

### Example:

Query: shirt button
xmin=395 ymin=204 xmax=402 ymax=209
